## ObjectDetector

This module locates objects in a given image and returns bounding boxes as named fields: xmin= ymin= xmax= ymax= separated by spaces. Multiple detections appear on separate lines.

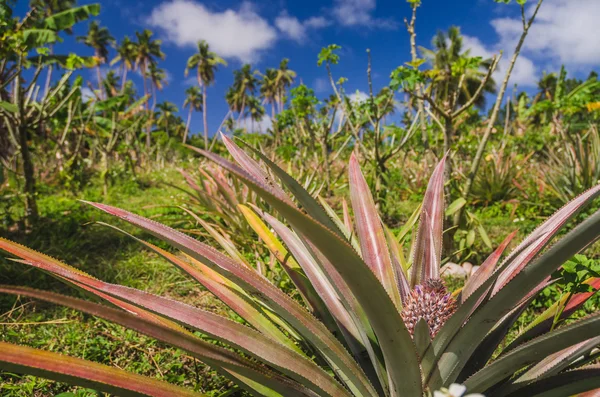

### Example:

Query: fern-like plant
xmin=2 ymin=135 xmax=600 ymax=396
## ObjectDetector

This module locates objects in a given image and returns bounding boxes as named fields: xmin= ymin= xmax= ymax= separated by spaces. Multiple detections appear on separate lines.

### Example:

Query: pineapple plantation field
xmin=3 ymin=0 xmax=600 ymax=396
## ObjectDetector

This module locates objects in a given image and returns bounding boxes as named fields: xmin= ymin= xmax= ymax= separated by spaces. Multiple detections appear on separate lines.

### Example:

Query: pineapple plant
xmin=2 ymin=135 xmax=600 ymax=396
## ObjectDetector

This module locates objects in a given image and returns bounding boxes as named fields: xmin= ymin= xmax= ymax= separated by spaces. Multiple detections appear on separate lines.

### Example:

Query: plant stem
xmin=455 ymin=0 xmax=544 ymax=227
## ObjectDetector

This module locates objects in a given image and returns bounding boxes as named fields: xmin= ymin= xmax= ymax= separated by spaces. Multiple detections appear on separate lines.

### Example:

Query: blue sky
xmin=15 ymin=0 xmax=600 ymax=136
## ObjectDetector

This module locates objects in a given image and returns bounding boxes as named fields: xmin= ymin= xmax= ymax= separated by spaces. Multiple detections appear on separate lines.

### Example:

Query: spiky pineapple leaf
xmin=190 ymin=148 xmax=422 ymax=396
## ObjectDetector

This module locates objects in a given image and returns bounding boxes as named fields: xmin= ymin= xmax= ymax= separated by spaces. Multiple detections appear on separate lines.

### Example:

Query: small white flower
xmin=433 ymin=383 xmax=485 ymax=397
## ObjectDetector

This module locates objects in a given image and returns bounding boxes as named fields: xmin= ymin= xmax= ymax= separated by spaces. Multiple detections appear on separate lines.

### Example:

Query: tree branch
xmin=452 ymin=54 xmax=501 ymax=118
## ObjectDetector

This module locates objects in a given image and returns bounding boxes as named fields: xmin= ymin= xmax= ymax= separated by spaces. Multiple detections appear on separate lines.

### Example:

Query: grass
xmin=2 ymin=164 xmax=600 ymax=396
xmin=0 ymin=168 xmax=237 ymax=396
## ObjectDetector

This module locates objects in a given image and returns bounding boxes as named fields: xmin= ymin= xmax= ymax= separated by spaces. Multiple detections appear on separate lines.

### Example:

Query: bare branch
xmin=452 ymin=54 xmax=501 ymax=118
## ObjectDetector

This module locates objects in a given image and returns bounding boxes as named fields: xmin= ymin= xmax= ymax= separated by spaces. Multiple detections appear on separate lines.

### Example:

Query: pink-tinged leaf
xmin=190 ymin=148 xmax=422 ymax=396
xmin=342 ymin=198 xmax=353 ymax=233
xmin=76 ymin=204 xmax=376 ymax=397
xmin=98 ymin=222 xmax=301 ymax=354
xmin=494 ymin=184 xmax=600 ymax=294
xmin=462 ymin=230 xmax=517 ymax=303
xmin=317 ymin=196 xmax=361 ymax=253
xmin=0 ymin=244 xmax=351 ymax=397
xmin=238 ymin=140 xmax=345 ymax=237
xmin=517 ymin=336 xmax=600 ymax=384
xmin=220 ymin=135 xmax=290 ymax=204
xmin=238 ymin=204 xmax=317 ymax=310
xmin=0 ymin=286 xmax=317 ymax=397
xmin=349 ymin=152 xmax=402 ymax=309
xmin=505 ymin=277 xmax=600 ymax=352
xmin=411 ymin=156 xmax=446 ymax=287
xmin=0 ymin=342 xmax=203 ymax=397
xmin=251 ymin=205 xmax=389 ymax=393
xmin=578 ymin=390 xmax=600 ymax=397
xmin=384 ymin=226 xmax=411 ymax=303
xmin=178 ymin=168 xmax=202 ymax=193
xmin=180 ymin=208 xmax=252 ymax=268
xmin=256 ymin=207 xmax=360 ymax=341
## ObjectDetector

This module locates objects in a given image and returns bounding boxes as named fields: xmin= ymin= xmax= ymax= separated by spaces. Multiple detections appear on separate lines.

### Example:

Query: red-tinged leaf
xmin=501 ymin=365 xmax=600 ymax=397
xmin=180 ymin=208 xmax=252 ymax=268
xmin=98 ymin=222 xmax=301 ymax=354
xmin=494 ymin=184 xmax=600 ymax=294
xmin=578 ymin=390 xmax=600 ymax=397
xmin=219 ymin=135 xmax=290 ymax=205
xmin=238 ymin=204 xmax=317 ymax=310
xmin=0 ymin=342 xmax=203 ymax=397
xmin=178 ymin=168 xmax=202 ymax=193
xmin=464 ymin=313 xmax=600 ymax=393
xmin=411 ymin=156 xmax=446 ymax=287
xmin=238 ymin=140 xmax=346 ymax=238
xmin=433 ymin=210 xmax=600 ymax=389
xmin=349 ymin=152 xmax=402 ymax=309
xmin=257 ymin=208 xmax=359 ymax=339
xmin=188 ymin=148 xmax=422 ymax=397
xmin=384 ymin=226 xmax=411 ymax=302
xmin=516 ymin=336 xmax=600 ymax=384
xmin=76 ymin=205 xmax=376 ymax=397
xmin=0 ymin=286 xmax=317 ymax=397
xmin=462 ymin=230 xmax=517 ymax=303
xmin=246 ymin=205 xmax=388 ymax=395
xmin=342 ymin=198 xmax=353 ymax=233
xmin=2 ymin=250 xmax=350 ymax=397
xmin=504 ymin=277 xmax=600 ymax=352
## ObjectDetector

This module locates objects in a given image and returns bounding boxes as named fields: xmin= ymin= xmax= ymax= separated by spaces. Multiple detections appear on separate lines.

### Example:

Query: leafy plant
xmin=545 ymin=126 xmax=600 ymax=207
xmin=2 ymin=138 xmax=600 ymax=397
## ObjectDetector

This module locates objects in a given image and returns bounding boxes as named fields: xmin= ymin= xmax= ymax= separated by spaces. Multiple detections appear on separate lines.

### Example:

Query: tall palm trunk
xmin=236 ymin=96 xmax=246 ymax=124
xmin=120 ymin=66 xmax=128 ymax=94
xmin=202 ymin=83 xmax=208 ymax=149
xmin=96 ymin=65 xmax=103 ymax=100
xmin=184 ymin=106 xmax=192 ymax=143
xmin=142 ymin=61 xmax=151 ymax=150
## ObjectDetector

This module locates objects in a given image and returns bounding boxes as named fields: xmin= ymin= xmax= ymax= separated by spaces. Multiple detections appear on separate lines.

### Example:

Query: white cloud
xmin=492 ymin=0 xmax=600 ymax=68
xmin=275 ymin=14 xmax=330 ymax=43
xmin=275 ymin=16 xmax=305 ymax=41
xmin=333 ymin=0 xmax=374 ymax=26
xmin=349 ymin=90 xmax=369 ymax=103
xmin=313 ymin=78 xmax=329 ymax=93
xmin=238 ymin=115 xmax=272 ymax=133
xmin=332 ymin=0 xmax=395 ymax=28
xmin=456 ymin=0 xmax=599 ymax=89
xmin=462 ymin=35 xmax=537 ymax=87
xmin=147 ymin=0 xmax=277 ymax=63
xmin=305 ymin=16 xmax=330 ymax=29
xmin=81 ymin=87 xmax=95 ymax=102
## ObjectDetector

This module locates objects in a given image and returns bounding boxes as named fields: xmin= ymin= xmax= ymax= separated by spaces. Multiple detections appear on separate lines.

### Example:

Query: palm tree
xmin=156 ymin=101 xmax=178 ymax=138
xmin=185 ymin=40 xmax=227 ymax=148
xmin=420 ymin=26 xmax=496 ymax=110
xmin=274 ymin=58 xmax=296 ymax=112
xmin=260 ymin=68 xmax=278 ymax=119
xmin=132 ymin=29 xmax=165 ymax=148
xmin=111 ymin=36 xmax=136 ymax=93
xmin=232 ymin=64 xmax=259 ymax=123
xmin=246 ymin=96 xmax=265 ymax=133
xmin=77 ymin=21 xmax=115 ymax=99
xmin=102 ymin=70 xmax=119 ymax=97
xmin=146 ymin=63 xmax=167 ymax=109
xmin=182 ymin=86 xmax=202 ymax=143
xmin=226 ymin=86 xmax=243 ymax=115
